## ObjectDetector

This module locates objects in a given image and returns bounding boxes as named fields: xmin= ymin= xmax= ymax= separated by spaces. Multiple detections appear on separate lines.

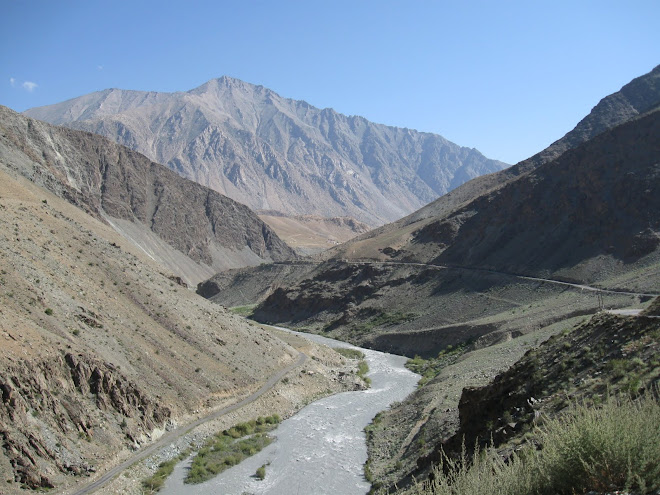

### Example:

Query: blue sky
xmin=1 ymin=1 xmax=658 ymax=164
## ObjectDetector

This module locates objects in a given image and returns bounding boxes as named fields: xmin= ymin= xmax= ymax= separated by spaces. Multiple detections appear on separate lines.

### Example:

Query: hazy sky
xmin=1 ymin=1 xmax=658 ymax=164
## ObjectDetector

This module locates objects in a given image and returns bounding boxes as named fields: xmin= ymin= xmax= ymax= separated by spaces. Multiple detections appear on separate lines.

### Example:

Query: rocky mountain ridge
xmin=24 ymin=76 xmax=507 ymax=227
xmin=1 ymin=105 xmax=295 ymax=285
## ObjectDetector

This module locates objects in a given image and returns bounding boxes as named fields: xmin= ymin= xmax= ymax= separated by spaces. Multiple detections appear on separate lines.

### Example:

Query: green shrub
xmin=413 ymin=393 xmax=660 ymax=495
xmin=141 ymin=458 xmax=178 ymax=494
xmin=357 ymin=360 xmax=371 ymax=386
xmin=255 ymin=465 xmax=266 ymax=480
xmin=335 ymin=347 xmax=366 ymax=360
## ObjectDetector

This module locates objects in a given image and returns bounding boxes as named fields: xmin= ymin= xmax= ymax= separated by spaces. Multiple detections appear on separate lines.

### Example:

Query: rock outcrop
xmin=0 ymin=352 xmax=170 ymax=489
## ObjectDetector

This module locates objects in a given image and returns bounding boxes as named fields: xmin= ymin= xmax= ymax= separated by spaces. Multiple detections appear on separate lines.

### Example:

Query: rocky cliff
xmin=0 ymin=353 xmax=170 ymax=489
xmin=24 ymin=77 xmax=507 ymax=226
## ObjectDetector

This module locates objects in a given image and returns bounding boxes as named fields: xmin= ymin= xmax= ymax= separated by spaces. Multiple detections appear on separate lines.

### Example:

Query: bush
xmin=335 ymin=347 xmax=365 ymax=360
xmin=141 ymin=459 xmax=178 ymax=494
xmin=185 ymin=416 xmax=280 ymax=484
xmin=414 ymin=393 xmax=660 ymax=495
xmin=255 ymin=465 xmax=266 ymax=480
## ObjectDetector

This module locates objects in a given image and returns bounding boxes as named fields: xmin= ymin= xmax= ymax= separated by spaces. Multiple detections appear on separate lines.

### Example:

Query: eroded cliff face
xmin=0 ymin=352 xmax=170 ymax=489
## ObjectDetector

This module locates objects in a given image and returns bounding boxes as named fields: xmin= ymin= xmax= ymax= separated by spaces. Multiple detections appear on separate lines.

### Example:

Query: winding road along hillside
xmin=67 ymin=352 xmax=307 ymax=495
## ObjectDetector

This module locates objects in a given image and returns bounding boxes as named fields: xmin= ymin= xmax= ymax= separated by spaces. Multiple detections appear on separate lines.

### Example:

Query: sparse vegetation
xmin=412 ymin=393 xmax=660 ymax=495
xmin=406 ymin=339 xmax=473 ymax=387
xmin=335 ymin=347 xmax=365 ymax=360
xmin=334 ymin=347 xmax=371 ymax=385
xmin=357 ymin=360 xmax=371 ymax=386
xmin=347 ymin=311 xmax=417 ymax=336
xmin=141 ymin=451 xmax=189 ymax=494
xmin=185 ymin=415 xmax=281 ymax=484
xmin=230 ymin=304 xmax=257 ymax=317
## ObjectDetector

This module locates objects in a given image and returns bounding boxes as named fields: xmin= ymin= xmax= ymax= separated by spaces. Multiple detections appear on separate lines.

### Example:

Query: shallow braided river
xmin=160 ymin=330 xmax=419 ymax=495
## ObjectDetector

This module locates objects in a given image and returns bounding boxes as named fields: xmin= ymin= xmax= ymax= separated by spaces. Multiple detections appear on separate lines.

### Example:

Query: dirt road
xmin=67 ymin=352 xmax=307 ymax=495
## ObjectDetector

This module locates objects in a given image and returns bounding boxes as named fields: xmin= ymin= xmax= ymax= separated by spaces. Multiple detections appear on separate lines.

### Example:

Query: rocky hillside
xmin=412 ymin=106 xmax=660 ymax=278
xmin=326 ymin=64 xmax=660 ymax=262
xmin=522 ymin=63 xmax=660 ymax=170
xmin=365 ymin=305 xmax=660 ymax=494
xmin=24 ymin=76 xmax=507 ymax=227
xmin=202 ymin=67 xmax=660 ymax=354
xmin=0 ymin=167 xmax=303 ymax=491
xmin=404 ymin=309 xmax=660 ymax=492
xmin=0 ymin=106 xmax=295 ymax=286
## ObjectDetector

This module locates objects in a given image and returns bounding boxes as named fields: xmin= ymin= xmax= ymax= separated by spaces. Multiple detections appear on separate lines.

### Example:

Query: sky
xmin=1 ymin=1 xmax=658 ymax=164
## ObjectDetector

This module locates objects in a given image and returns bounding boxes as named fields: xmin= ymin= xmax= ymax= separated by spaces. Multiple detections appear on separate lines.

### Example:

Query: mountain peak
xmin=24 ymin=80 xmax=507 ymax=226
xmin=189 ymin=75 xmax=265 ymax=96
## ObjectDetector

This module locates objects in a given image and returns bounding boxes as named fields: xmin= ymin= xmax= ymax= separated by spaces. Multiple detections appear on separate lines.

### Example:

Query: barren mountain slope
xmin=396 ymin=107 xmax=660 ymax=278
xmin=324 ymin=64 xmax=660 ymax=261
xmin=0 ymin=169 xmax=304 ymax=492
xmin=244 ymin=108 xmax=660 ymax=352
xmin=24 ymin=77 xmax=506 ymax=227
xmin=259 ymin=214 xmax=371 ymax=255
xmin=1 ymin=106 xmax=295 ymax=286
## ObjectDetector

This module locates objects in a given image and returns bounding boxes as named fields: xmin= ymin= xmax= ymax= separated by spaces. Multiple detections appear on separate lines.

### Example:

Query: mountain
xmin=252 ymin=108 xmax=660 ymax=351
xmin=0 ymin=167 xmax=295 ymax=491
xmin=24 ymin=77 xmax=507 ymax=228
xmin=326 ymin=64 xmax=660 ymax=261
xmin=1 ymin=106 xmax=295 ymax=286
xmin=202 ymin=66 xmax=660 ymax=354
xmin=0 ymin=108 xmax=357 ymax=493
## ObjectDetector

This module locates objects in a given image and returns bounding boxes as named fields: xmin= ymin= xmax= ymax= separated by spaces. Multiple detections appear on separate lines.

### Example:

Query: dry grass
xmin=412 ymin=393 xmax=660 ymax=495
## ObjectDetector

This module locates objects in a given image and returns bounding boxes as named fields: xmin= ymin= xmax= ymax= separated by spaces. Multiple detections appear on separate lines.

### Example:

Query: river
xmin=160 ymin=330 xmax=419 ymax=495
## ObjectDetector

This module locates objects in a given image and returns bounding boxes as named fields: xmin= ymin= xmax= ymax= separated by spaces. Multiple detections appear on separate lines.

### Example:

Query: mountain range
xmin=24 ymin=76 xmax=507 ymax=230
xmin=205 ymin=64 xmax=660 ymax=355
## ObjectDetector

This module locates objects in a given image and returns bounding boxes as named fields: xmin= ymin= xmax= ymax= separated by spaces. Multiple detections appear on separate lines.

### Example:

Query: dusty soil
xmin=259 ymin=214 xmax=371 ymax=256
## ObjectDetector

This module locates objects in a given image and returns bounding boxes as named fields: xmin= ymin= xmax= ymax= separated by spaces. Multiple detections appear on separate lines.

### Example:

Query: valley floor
xmin=78 ymin=327 xmax=364 ymax=495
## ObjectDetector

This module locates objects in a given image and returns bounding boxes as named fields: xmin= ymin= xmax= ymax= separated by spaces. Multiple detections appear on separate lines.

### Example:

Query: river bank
xmin=89 ymin=328 xmax=364 ymax=495
xmin=159 ymin=330 xmax=419 ymax=495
